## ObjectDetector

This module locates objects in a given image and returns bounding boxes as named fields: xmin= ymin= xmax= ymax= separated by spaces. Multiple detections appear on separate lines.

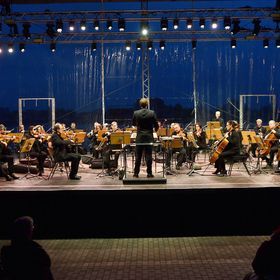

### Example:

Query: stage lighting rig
xmin=199 ymin=18 xmax=205 ymax=29
xmin=263 ymin=39 xmax=269 ymax=48
xmin=147 ymin=40 xmax=153 ymax=50
xmin=141 ymin=22 xmax=149 ymax=36
xmin=56 ymin=19 xmax=63 ymax=33
xmin=22 ymin=23 xmax=31 ymax=39
xmin=0 ymin=44 xmax=2 ymax=54
xmin=8 ymin=44 xmax=14 ymax=53
xmin=69 ymin=21 xmax=75 ymax=31
xmin=231 ymin=39 xmax=237 ymax=48
xmin=91 ymin=42 xmax=97 ymax=51
xmin=125 ymin=40 xmax=131 ymax=51
xmin=94 ymin=19 xmax=99 ymax=31
xmin=46 ymin=23 xmax=56 ymax=39
xmin=19 ymin=43 xmax=25 ymax=53
xmin=50 ymin=42 xmax=56 ymax=52
xmin=160 ymin=40 xmax=165 ymax=50
xmin=80 ymin=20 xmax=86 ymax=31
xmin=224 ymin=17 xmax=231 ymax=30
xmin=106 ymin=19 xmax=113 ymax=30
xmin=192 ymin=40 xmax=197 ymax=50
xmin=136 ymin=41 xmax=142 ymax=51
xmin=118 ymin=18 xmax=125 ymax=32
xmin=173 ymin=18 xmax=179 ymax=30
xmin=211 ymin=18 xmax=218 ymax=29
xmin=276 ymin=38 xmax=280 ymax=48
xmin=252 ymin=19 xmax=261 ymax=36
xmin=231 ymin=19 xmax=240 ymax=35
xmin=187 ymin=19 xmax=193 ymax=29
xmin=161 ymin=18 xmax=168 ymax=31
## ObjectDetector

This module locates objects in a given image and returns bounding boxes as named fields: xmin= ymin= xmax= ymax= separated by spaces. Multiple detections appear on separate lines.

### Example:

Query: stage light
xmin=22 ymin=23 xmax=31 ymax=39
xmin=136 ymin=41 xmax=142 ymax=51
xmin=231 ymin=19 xmax=240 ymax=35
xmin=173 ymin=18 xmax=179 ymax=30
xmin=187 ymin=19 xmax=193 ymax=29
xmin=80 ymin=20 xmax=86 ymax=31
xmin=56 ymin=19 xmax=63 ymax=33
xmin=8 ymin=44 xmax=14 ymax=53
xmin=192 ymin=40 xmax=197 ymax=50
xmin=94 ymin=19 xmax=99 ymax=31
xmin=224 ymin=17 xmax=231 ymax=30
xmin=19 ymin=43 xmax=25 ymax=53
xmin=161 ymin=18 xmax=168 ymax=31
xmin=276 ymin=39 xmax=280 ymax=48
xmin=46 ymin=23 xmax=56 ymax=39
xmin=50 ymin=42 xmax=56 ymax=52
xmin=118 ymin=18 xmax=125 ymax=32
xmin=160 ymin=40 xmax=165 ymax=50
xmin=125 ymin=41 xmax=131 ymax=51
xmin=106 ymin=19 xmax=113 ymax=30
xmin=263 ymin=39 xmax=269 ymax=48
xmin=231 ymin=39 xmax=237 ymax=49
xmin=252 ymin=19 xmax=261 ymax=36
xmin=91 ymin=42 xmax=97 ymax=51
xmin=69 ymin=21 xmax=75 ymax=31
xmin=211 ymin=18 xmax=218 ymax=29
xmin=141 ymin=22 xmax=149 ymax=36
xmin=0 ymin=45 xmax=3 ymax=54
xmin=147 ymin=40 xmax=153 ymax=50
xmin=199 ymin=18 xmax=205 ymax=29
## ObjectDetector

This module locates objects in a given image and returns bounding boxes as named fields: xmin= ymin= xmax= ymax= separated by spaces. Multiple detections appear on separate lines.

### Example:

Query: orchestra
xmin=0 ymin=114 xmax=280 ymax=182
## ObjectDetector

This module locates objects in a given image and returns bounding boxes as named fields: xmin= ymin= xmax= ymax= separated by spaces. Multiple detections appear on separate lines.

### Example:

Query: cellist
xmin=262 ymin=120 xmax=280 ymax=169
xmin=213 ymin=120 xmax=241 ymax=176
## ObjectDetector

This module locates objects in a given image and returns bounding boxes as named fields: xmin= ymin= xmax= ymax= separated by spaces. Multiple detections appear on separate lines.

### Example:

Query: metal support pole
xmin=18 ymin=99 xmax=22 ymax=127
xmin=51 ymin=98 xmax=56 ymax=128
xmin=192 ymin=49 xmax=197 ymax=124
xmin=101 ymin=1 xmax=105 ymax=125
xmin=239 ymin=95 xmax=243 ymax=130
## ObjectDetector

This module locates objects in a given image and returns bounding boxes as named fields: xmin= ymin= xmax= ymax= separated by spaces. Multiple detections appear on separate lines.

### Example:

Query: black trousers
xmin=0 ymin=154 xmax=15 ymax=174
xmin=59 ymin=153 xmax=81 ymax=176
xmin=166 ymin=147 xmax=186 ymax=168
xmin=134 ymin=144 xmax=153 ymax=175
xmin=215 ymin=150 xmax=237 ymax=171
xmin=30 ymin=151 xmax=48 ymax=173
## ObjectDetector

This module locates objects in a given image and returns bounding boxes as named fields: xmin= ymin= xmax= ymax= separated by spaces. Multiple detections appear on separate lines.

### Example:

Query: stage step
xmin=123 ymin=176 xmax=167 ymax=185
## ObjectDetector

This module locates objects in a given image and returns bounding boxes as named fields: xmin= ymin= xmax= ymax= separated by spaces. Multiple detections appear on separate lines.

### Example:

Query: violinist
xmin=262 ymin=120 xmax=280 ymax=169
xmin=213 ymin=120 xmax=241 ymax=176
xmin=25 ymin=126 xmax=48 ymax=176
xmin=186 ymin=123 xmax=207 ymax=162
xmin=51 ymin=123 xmax=81 ymax=180
xmin=0 ymin=124 xmax=19 ymax=181
xmin=87 ymin=122 xmax=103 ymax=159
xmin=165 ymin=123 xmax=187 ymax=173
xmin=251 ymin=119 xmax=267 ymax=157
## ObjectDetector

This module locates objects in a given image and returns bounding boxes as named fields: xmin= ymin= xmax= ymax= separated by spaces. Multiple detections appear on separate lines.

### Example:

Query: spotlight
xmin=118 ymin=18 xmax=125 ymax=32
xmin=224 ymin=17 xmax=231 ymax=30
xmin=91 ymin=42 xmax=97 ymax=51
xmin=56 ymin=19 xmax=63 ymax=33
xmin=263 ymin=39 xmax=269 ymax=48
xmin=211 ymin=18 xmax=218 ymax=29
xmin=192 ymin=40 xmax=197 ymax=50
xmin=187 ymin=19 xmax=193 ymax=29
xmin=136 ymin=41 xmax=142 ymax=51
xmin=199 ymin=18 xmax=205 ymax=29
xmin=141 ymin=22 xmax=149 ymax=36
xmin=106 ymin=19 xmax=113 ymax=30
xmin=22 ymin=23 xmax=31 ymax=39
xmin=147 ymin=40 xmax=153 ymax=50
xmin=94 ymin=19 xmax=99 ymax=31
xmin=125 ymin=41 xmax=131 ymax=51
xmin=19 ymin=43 xmax=25 ymax=53
xmin=231 ymin=39 xmax=237 ymax=49
xmin=173 ymin=18 xmax=179 ymax=30
xmin=231 ymin=19 xmax=240 ymax=35
xmin=252 ymin=19 xmax=261 ymax=36
xmin=0 ymin=45 xmax=3 ymax=54
xmin=8 ymin=44 xmax=14 ymax=53
xmin=161 ymin=18 xmax=168 ymax=31
xmin=50 ymin=42 xmax=56 ymax=52
xmin=69 ymin=21 xmax=75 ymax=31
xmin=80 ymin=20 xmax=87 ymax=31
xmin=160 ymin=40 xmax=165 ymax=50
xmin=276 ymin=39 xmax=280 ymax=48
xmin=46 ymin=23 xmax=56 ymax=39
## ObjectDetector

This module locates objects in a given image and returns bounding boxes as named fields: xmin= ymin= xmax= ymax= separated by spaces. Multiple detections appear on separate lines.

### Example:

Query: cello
xmin=209 ymin=136 xmax=229 ymax=164
xmin=259 ymin=122 xmax=279 ymax=156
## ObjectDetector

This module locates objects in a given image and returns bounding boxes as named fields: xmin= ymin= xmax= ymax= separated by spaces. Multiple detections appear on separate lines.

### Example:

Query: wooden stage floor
xmin=0 ymin=156 xmax=279 ymax=191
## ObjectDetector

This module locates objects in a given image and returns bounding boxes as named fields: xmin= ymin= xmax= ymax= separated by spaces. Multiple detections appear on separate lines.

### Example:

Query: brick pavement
xmin=0 ymin=236 xmax=267 ymax=280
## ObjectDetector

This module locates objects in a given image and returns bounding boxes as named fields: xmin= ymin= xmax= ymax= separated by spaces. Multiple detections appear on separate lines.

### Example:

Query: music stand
xmin=20 ymin=138 xmax=41 ymax=179
xmin=252 ymin=135 xmax=268 ymax=174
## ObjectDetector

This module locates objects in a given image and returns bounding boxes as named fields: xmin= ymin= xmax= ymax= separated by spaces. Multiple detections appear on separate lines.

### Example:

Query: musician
xmin=0 ymin=127 xmax=19 ymax=181
xmin=165 ymin=123 xmax=187 ymax=172
xmin=213 ymin=120 xmax=241 ymax=176
xmin=251 ymin=119 xmax=267 ymax=157
xmin=212 ymin=111 xmax=225 ymax=129
xmin=132 ymin=98 xmax=159 ymax=178
xmin=51 ymin=123 xmax=81 ymax=180
xmin=186 ymin=123 xmax=207 ymax=162
xmin=87 ymin=123 xmax=103 ymax=159
xmin=262 ymin=120 xmax=280 ymax=168
xmin=18 ymin=124 xmax=25 ymax=133
xmin=25 ymin=126 xmax=48 ymax=176
xmin=70 ymin=122 xmax=77 ymax=131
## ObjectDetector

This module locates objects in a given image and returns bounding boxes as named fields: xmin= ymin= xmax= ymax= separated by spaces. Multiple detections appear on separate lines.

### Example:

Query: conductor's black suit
xmin=132 ymin=108 xmax=159 ymax=176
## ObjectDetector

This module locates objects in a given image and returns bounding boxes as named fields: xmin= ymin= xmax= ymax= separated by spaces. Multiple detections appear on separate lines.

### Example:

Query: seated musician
xmin=213 ymin=120 xmax=241 ymax=176
xmin=87 ymin=122 xmax=103 ymax=159
xmin=165 ymin=123 xmax=187 ymax=172
xmin=186 ymin=123 xmax=207 ymax=162
xmin=25 ymin=126 xmax=48 ymax=176
xmin=51 ymin=123 xmax=81 ymax=180
xmin=102 ymin=121 xmax=122 ymax=174
xmin=262 ymin=120 xmax=280 ymax=169
xmin=0 ymin=124 xmax=19 ymax=181
xmin=212 ymin=111 xmax=225 ymax=130
xmin=251 ymin=119 xmax=266 ymax=157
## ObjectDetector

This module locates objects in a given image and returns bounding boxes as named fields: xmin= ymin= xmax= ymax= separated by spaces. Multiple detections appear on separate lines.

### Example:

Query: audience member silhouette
xmin=244 ymin=226 xmax=280 ymax=280
xmin=0 ymin=216 xmax=54 ymax=280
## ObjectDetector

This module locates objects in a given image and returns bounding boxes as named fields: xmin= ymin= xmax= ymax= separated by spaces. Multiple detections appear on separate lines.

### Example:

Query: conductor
xmin=132 ymin=98 xmax=159 ymax=178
